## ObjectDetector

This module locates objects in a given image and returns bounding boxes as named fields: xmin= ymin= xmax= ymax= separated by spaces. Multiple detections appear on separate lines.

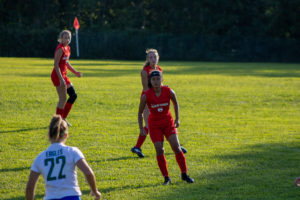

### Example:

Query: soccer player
xmin=138 ymin=70 xmax=194 ymax=185
xmin=51 ymin=30 xmax=82 ymax=126
xmin=26 ymin=115 xmax=101 ymax=200
xmin=131 ymin=48 xmax=187 ymax=158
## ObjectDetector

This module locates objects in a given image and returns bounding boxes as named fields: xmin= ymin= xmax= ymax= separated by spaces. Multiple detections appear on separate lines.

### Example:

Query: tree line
xmin=0 ymin=0 xmax=299 ymax=61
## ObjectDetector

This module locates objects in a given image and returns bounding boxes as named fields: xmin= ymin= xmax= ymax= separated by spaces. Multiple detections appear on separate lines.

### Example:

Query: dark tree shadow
xmin=0 ymin=127 xmax=48 ymax=134
xmin=17 ymin=61 xmax=300 ymax=78
xmin=143 ymin=142 xmax=300 ymax=200
xmin=91 ymin=155 xmax=150 ymax=163
xmin=3 ymin=194 xmax=44 ymax=200
xmin=0 ymin=166 xmax=30 ymax=173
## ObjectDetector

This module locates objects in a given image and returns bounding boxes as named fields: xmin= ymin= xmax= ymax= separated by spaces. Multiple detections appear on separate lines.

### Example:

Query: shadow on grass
xmin=0 ymin=127 xmax=48 ymax=134
xmin=82 ymin=182 xmax=160 ymax=195
xmin=144 ymin=142 xmax=300 ymax=200
xmin=18 ymin=62 xmax=300 ymax=78
xmin=0 ymin=166 xmax=30 ymax=173
xmin=3 ymin=194 xmax=44 ymax=200
xmin=92 ymin=155 xmax=150 ymax=163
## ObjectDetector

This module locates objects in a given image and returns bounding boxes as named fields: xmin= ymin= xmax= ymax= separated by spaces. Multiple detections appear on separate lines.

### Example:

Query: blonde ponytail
xmin=49 ymin=115 xmax=67 ymax=141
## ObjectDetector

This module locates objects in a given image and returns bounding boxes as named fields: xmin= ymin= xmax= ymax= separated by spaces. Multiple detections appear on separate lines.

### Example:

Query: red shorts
xmin=148 ymin=120 xmax=177 ymax=143
xmin=51 ymin=70 xmax=71 ymax=87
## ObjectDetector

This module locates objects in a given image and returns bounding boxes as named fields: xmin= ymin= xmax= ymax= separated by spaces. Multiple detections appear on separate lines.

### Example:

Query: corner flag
xmin=73 ymin=17 xmax=80 ymax=57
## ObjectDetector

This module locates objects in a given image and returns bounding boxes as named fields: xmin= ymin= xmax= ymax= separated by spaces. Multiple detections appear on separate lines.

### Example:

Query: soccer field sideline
xmin=1 ymin=57 xmax=300 ymax=199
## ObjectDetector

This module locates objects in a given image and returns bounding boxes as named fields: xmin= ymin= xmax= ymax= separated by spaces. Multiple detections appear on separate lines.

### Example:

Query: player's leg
xmin=131 ymin=107 xmax=149 ymax=157
xmin=62 ymin=84 xmax=77 ymax=126
xmin=168 ymin=134 xmax=194 ymax=183
xmin=154 ymin=141 xmax=170 ymax=185
xmin=55 ymin=84 xmax=67 ymax=116
xmin=149 ymin=128 xmax=170 ymax=185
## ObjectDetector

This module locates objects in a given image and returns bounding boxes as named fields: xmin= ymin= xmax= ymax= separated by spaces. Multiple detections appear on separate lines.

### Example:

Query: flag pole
xmin=76 ymin=29 xmax=79 ymax=57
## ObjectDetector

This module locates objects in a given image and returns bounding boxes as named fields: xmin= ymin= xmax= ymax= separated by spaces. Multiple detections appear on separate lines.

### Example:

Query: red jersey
xmin=145 ymin=86 xmax=173 ymax=126
xmin=52 ymin=43 xmax=70 ymax=76
xmin=143 ymin=64 xmax=163 ymax=76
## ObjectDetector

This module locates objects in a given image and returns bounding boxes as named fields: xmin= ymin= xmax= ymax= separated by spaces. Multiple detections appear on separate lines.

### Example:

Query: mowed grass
xmin=0 ymin=57 xmax=300 ymax=200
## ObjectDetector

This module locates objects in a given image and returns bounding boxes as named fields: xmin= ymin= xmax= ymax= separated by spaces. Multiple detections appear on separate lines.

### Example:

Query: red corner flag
xmin=73 ymin=17 xmax=80 ymax=30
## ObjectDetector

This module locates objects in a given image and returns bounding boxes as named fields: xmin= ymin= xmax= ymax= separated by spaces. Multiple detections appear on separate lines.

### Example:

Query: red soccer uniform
xmin=145 ymin=86 xmax=177 ymax=143
xmin=51 ymin=43 xmax=71 ymax=87
xmin=141 ymin=64 xmax=163 ymax=97
xmin=143 ymin=64 xmax=162 ymax=76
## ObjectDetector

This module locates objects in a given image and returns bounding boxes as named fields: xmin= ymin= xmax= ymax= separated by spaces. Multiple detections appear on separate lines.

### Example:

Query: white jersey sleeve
xmin=30 ymin=154 xmax=42 ymax=173
xmin=72 ymin=147 xmax=84 ymax=163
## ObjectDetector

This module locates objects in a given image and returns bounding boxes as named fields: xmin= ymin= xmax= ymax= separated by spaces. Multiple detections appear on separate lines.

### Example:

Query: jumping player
xmin=131 ymin=48 xmax=187 ymax=158
xmin=26 ymin=115 xmax=101 ymax=200
xmin=138 ymin=70 xmax=194 ymax=185
xmin=51 ymin=30 xmax=82 ymax=126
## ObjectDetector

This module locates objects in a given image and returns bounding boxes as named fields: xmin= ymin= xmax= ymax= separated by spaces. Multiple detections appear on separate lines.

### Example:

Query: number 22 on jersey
xmin=44 ymin=156 xmax=66 ymax=181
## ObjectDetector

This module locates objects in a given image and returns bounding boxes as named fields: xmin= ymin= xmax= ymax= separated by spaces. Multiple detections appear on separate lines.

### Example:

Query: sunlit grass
xmin=0 ymin=57 xmax=300 ymax=199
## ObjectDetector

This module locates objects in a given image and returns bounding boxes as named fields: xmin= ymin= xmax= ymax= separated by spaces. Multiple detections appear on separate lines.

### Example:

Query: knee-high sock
xmin=156 ymin=155 xmax=169 ymax=177
xmin=62 ymin=102 xmax=73 ymax=119
xmin=135 ymin=127 xmax=148 ymax=148
xmin=56 ymin=107 xmax=64 ymax=116
xmin=175 ymin=151 xmax=187 ymax=173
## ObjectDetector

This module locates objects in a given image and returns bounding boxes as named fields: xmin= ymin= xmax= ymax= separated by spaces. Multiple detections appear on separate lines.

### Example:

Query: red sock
xmin=56 ymin=107 xmax=64 ymax=116
xmin=156 ymin=155 xmax=169 ymax=177
xmin=135 ymin=127 xmax=148 ymax=148
xmin=175 ymin=151 xmax=187 ymax=173
xmin=62 ymin=102 xmax=73 ymax=119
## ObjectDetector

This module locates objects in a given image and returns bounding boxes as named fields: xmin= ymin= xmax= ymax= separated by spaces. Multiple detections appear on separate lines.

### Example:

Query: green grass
xmin=0 ymin=57 xmax=300 ymax=199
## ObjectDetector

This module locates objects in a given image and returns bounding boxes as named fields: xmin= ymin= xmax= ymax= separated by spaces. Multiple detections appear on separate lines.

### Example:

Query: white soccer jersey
xmin=31 ymin=143 xmax=84 ymax=200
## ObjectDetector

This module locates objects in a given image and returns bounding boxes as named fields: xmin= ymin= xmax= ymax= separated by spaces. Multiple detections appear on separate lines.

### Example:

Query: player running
xmin=26 ymin=115 xmax=101 ymax=200
xmin=138 ymin=70 xmax=194 ymax=185
xmin=51 ymin=30 xmax=82 ymax=126
xmin=131 ymin=48 xmax=187 ymax=158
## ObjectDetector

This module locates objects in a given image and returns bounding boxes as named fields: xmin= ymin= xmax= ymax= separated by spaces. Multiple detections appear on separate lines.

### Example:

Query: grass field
xmin=1 ymin=57 xmax=300 ymax=200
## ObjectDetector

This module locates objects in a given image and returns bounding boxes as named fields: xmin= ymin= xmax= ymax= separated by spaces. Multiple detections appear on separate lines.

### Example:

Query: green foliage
xmin=1 ymin=58 xmax=300 ymax=199
xmin=0 ymin=0 xmax=299 ymax=61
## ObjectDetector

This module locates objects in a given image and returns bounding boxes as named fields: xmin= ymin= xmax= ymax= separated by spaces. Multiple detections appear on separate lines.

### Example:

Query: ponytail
xmin=49 ymin=115 xmax=67 ymax=141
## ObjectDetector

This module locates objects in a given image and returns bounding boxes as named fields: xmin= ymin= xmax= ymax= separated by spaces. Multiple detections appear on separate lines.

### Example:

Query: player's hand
xmin=75 ymin=71 xmax=82 ymax=77
xmin=91 ymin=190 xmax=101 ymax=200
xmin=294 ymin=177 xmax=300 ymax=186
xmin=60 ymin=79 xmax=66 ymax=88
xmin=140 ymin=128 xmax=147 ymax=136
xmin=174 ymin=119 xmax=180 ymax=128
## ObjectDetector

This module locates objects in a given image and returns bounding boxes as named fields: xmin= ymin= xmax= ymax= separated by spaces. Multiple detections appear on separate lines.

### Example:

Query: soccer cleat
xmin=181 ymin=173 xmax=194 ymax=183
xmin=163 ymin=176 xmax=171 ymax=185
xmin=131 ymin=147 xmax=144 ymax=158
xmin=181 ymin=146 xmax=188 ymax=154
xmin=63 ymin=118 xmax=72 ymax=127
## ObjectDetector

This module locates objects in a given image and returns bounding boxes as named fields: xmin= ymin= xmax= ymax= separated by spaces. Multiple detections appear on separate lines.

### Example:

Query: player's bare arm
xmin=141 ymin=70 xmax=148 ymax=91
xmin=54 ymin=48 xmax=65 ymax=86
xmin=76 ymin=158 xmax=101 ymax=199
xmin=67 ymin=62 xmax=82 ymax=77
xmin=138 ymin=94 xmax=147 ymax=136
xmin=25 ymin=171 xmax=40 ymax=200
xmin=170 ymin=89 xmax=180 ymax=128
